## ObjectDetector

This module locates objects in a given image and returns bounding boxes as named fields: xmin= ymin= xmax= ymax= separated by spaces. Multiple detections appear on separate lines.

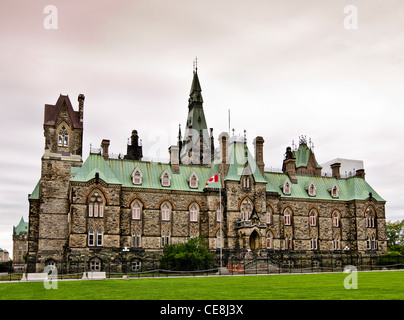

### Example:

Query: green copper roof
xmin=28 ymin=179 xmax=40 ymax=200
xmin=13 ymin=217 xmax=28 ymax=235
xmin=225 ymin=141 xmax=267 ymax=184
xmin=294 ymin=143 xmax=322 ymax=169
xmin=264 ymin=172 xmax=385 ymax=202
xmin=71 ymin=154 xmax=121 ymax=184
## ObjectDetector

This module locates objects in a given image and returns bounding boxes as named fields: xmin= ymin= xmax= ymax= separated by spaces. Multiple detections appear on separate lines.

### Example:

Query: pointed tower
xmin=180 ymin=60 xmax=211 ymax=165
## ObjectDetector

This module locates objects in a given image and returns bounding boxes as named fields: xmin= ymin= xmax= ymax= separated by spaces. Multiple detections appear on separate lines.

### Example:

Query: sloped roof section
xmin=13 ymin=217 xmax=28 ymax=235
xmin=44 ymin=94 xmax=82 ymax=129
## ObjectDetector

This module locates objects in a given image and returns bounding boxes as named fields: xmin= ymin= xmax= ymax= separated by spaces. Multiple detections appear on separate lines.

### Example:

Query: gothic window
xmin=57 ymin=124 xmax=69 ymax=147
xmin=285 ymin=234 xmax=293 ymax=249
xmin=240 ymin=199 xmax=252 ymax=221
xmin=88 ymin=191 xmax=104 ymax=218
xmin=309 ymin=210 xmax=317 ymax=227
xmin=284 ymin=208 xmax=292 ymax=226
xmin=365 ymin=206 xmax=376 ymax=228
xmin=132 ymin=231 xmax=141 ymax=248
xmin=310 ymin=238 xmax=318 ymax=250
xmin=308 ymin=182 xmax=316 ymax=197
xmin=131 ymin=166 xmax=142 ymax=185
xmin=88 ymin=228 xmax=94 ymax=246
xmin=188 ymin=171 xmax=199 ymax=189
xmin=97 ymin=227 xmax=103 ymax=246
xmin=266 ymin=232 xmax=273 ymax=249
xmin=190 ymin=204 xmax=198 ymax=222
xmin=242 ymin=176 xmax=250 ymax=189
xmin=160 ymin=169 xmax=171 ymax=187
xmin=161 ymin=204 xmax=170 ymax=221
xmin=131 ymin=201 xmax=141 ymax=220
xmin=283 ymin=180 xmax=291 ymax=195
xmin=332 ymin=211 xmax=340 ymax=228
xmin=266 ymin=207 xmax=273 ymax=224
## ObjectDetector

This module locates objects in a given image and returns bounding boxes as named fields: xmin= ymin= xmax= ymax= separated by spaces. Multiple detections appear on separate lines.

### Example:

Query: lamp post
xmin=122 ymin=247 xmax=129 ymax=275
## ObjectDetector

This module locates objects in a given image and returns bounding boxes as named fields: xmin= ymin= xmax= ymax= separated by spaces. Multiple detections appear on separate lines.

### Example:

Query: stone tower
xmin=27 ymin=94 xmax=84 ymax=272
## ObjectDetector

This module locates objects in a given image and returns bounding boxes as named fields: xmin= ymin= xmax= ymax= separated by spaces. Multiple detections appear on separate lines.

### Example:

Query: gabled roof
xmin=294 ymin=142 xmax=322 ymax=169
xmin=44 ymin=94 xmax=82 ymax=129
xmin=28 ymin=179 xmax=40 ymax=200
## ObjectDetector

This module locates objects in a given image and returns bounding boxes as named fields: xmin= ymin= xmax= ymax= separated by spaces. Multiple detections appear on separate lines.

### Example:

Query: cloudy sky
xmin=1 ymin=0 xmax=403 ymax=256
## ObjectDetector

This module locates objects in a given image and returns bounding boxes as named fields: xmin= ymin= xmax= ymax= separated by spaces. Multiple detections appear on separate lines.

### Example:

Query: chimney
xmin=253 ymin=136 xmax=265 ymax=176
xmin=282 ymin=147 xmax=297 ymax=183
xmin=218 ymin=132 xmax=229 ymax=181
xmin=330 ymin=162 xmax=341 ymax=179
xmin=210 ymin=128 xmax=214 ymax=163
xmin=355 ymin=169 xmax=365 ymax=180
xmin=101 ymin=139 xmax=110 ymax=160
xmin=169 ymin=145 xmax=180 ymax=174
xmin=78 ymin=94 xmax=85 ymax=125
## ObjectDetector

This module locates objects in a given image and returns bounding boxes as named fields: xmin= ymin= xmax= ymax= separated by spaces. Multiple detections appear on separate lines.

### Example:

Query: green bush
xmin=159 ymin=237 xmax=215 ymax=271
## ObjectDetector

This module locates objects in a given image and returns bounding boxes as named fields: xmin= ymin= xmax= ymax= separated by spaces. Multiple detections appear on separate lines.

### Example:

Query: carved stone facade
xmin=26 ymin=71 xmax=387 ymax=273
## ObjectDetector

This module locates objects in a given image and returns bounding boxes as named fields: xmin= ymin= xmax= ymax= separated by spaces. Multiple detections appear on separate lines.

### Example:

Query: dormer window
xmin=307 ymin=182 xmax=316 ymax=197
xmin=282 ymin=179 xmax=291 ymax=195
xmin=188 ymin=171 xmax=199 ymax=189
xmin=330 ymin=183 xmax=339 ymax=198
xmin=160 ymin=169 xmax=171 ymax=187
xmin=131 ymin=166 xmax=143 ymax=185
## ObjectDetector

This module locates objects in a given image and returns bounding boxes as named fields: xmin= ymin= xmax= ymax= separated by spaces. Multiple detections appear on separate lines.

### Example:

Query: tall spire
xmin=188 ymin=57 xmax=203 ymax=107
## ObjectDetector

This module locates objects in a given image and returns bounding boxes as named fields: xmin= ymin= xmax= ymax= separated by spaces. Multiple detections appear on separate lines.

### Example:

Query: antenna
xmin=228 ymin=109 xmax=230 ymax=135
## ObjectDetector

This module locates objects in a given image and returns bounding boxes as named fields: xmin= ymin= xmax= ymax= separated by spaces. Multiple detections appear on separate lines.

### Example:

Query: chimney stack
xmin=101 ymin=139 xmax=110 ymax=160
xmin=282 ymin=147 xmax=297 ymax=183
xmin=169 ymin=145 xmax=180 ymax=174
xmin=253 ymin=136 xmax=265 ymax=176
xmin=330 ymin=162 xmax=341 ymax=179
xmin=218 ymin=132 xmax=229 ymax=182
xmin=78 ymin=94 xmax=85 ymax=125
xmin=355 ymin=169 xmax=366 ymax=180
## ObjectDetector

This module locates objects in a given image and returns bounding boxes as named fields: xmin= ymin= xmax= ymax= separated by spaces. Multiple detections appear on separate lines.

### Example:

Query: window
xmin=331 ymin=184 xmax=339 ymax=198
xmin=161 ymin=231 xmax=170 ymax=247
xmin=88 ymin=228 xmax=94 ymax=246
xmin=160 ymin=169 xmax=171 ymax=187
xmin=57 ymin=124 xmax=69 ymax=147
xmin=333 ymin=236 xmax=341 ymax=250
xmin=308 ymin=182 xmax=316 ymax=197
xmin=97 ymin=228 xmax=103 ymax=246
xmin=88 ymin=192 xmax=104 ymax=218
xmin=266 ymin=232 xmax=273 ymax=249
xmin=189 ymin=171 xmax=199 ymax=189
xmin=283 ymin=180 xmax=291 ymax=195
xmin=190 ymin=204 xmax=198 ymax=222
xmin=284 ymin=208 xmax=292 ymax=225
xmin=132 ymin=232 xmax=141 ymax=248
xmin=285 ymin=235 xmax=293 ymax=249
xmin=131 ymin=167 xmax=142 ymax=185
xmin=161 ymin=204 xmax=170 ymax=221
xmin=365 ymin=206 xmax=376 ymax=228
xmin=266 ymin=207 xmax=273 ymax=224
xmin=366 ymin=236 xmax=371 ymax=250
xmin=90 ymin=259 xmax=101 ymax=271
xmin=240 ymin=199 xmax=252 ymax=221
xmin=132 ymin=202 xmax=141 ymax=220
xmin=309 ymin=210 xmax=317 ymax=227
xmin=242 ymin=176 xmax=250 ymax=189
xmin=332 ymin=211 xmax=340 ymax=228
xmin=131 ymin=260 xmax=141 ymax=272
xmin=310 ymin=238 xmax=318 ymax=250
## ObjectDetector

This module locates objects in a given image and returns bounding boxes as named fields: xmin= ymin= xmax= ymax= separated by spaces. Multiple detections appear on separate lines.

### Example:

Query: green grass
xmin=0 ymin=271 xmax=403 ymax=300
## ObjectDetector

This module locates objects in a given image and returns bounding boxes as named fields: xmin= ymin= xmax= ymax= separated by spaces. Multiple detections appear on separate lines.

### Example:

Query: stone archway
xmin=249 ymin=230 xmax=260 ymax=251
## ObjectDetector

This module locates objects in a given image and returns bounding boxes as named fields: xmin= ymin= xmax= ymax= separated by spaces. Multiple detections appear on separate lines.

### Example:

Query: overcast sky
xmin=1 ymin=0 xmax=403 ymax=256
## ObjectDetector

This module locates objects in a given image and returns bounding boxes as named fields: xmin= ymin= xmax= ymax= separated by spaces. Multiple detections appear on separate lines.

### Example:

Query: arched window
xmin=332 ymin=211 xmax=340 ymax=227
xmin=285 ymin=234 xmax=293 ymax=249
xmin=283 ymin=180 xmax=291 ymax=195
xmin=189 ymin=171 xmax=199 ymax=189
xmin=160 ymin=169 xmax=171 ymax=187
xmin=365 ymin=206 xmax=376 ymax=228
xmin=309 ymin=210 xmax=317 ymax=227
xmin=284 ymin=208 xmax=292 ymax=226
xmin=161 ymin=204 xmax=170 ymax=221
xmin=57 ymin=124 xmax=69 ymax=147
xmin=308 ymin=182 xmax=316 ymax=197
xmin=132 ymin=231 xmax=141 ymax=248
xmin=88 ymin=227 xmax=94 ymax=246
xmin=88 ymin=191 xmax=104 ymax=218
xmin=132 ymin=202 xmax=141 ymax=220
xmin=131 ymin=167 xmax=142 ymax=185
xmin=240 ymin=199 xmax=252 ymax=221
xmin=190 ymin=204 xmax=198 ymax=222
xmin=266 ymin=232 xmax=273 ymax=249
xmin=266 ymin=207 xmax=273 ymax=224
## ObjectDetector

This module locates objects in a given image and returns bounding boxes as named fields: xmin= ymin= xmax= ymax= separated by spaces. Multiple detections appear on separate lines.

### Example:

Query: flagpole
xmin=219 ymin=173 xmax=222 ymax=269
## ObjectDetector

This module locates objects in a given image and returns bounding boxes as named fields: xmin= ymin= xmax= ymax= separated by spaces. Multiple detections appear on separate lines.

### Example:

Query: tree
xmin=160 ymin=237 xmax=215 ymax=271
xmin=386 ymin=219 xmax=404 ymax=253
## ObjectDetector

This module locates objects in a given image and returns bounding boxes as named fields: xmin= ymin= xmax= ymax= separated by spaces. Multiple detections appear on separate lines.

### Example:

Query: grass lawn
xmin=0 ymin=271 xmax=403 ymax=300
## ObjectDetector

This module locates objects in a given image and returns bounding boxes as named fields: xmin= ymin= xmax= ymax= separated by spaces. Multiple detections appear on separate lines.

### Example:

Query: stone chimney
xmin=218 ymin=132 xmax=229 ymax=181
xmin=101 ymin=139 xmax=110 ymax=160
xmin=355 ymin=169 xmax=366 ymax=180
xmin=282 ymin=147 xmax=297 ymax=183
xmin=78 ymin=94 xmax=85 ymax=125
xmin=330 ymin=162 xmax=341 ymax=179
xmin=253 ymin=136 xmax=265 ymax=176
xmin=169 ymin=145 xmax=180 ymax=174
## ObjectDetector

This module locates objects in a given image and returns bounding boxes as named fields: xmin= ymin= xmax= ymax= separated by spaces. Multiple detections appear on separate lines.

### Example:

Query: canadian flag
xmin=205 ymin=174 xmax=219 ymax=185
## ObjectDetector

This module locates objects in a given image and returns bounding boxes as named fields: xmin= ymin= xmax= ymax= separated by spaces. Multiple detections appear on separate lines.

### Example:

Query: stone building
xmin=26 ymin=68 xmax=387 ymax=273
xmin=12 ymin=217 xmax=28 ymax=271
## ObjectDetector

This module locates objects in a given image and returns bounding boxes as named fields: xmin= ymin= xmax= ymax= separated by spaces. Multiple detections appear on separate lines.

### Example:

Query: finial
xmin=193 ymin=56 xmax=198 ymax=74
xmin=243 ymin=129 xmax=247 ymax=143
